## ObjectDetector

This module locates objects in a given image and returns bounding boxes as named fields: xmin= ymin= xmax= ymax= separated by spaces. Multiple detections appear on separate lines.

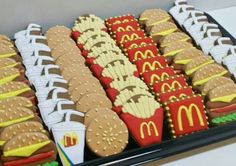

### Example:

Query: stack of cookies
xmin=141 ymin=7 xmax=236 ymax=126
xmin=0 ymin=32 xmax=58 ymax=166
xmin=105 ymin=14 xmax=208 ymax=138
xmin=169 ymin=0 xmax=236 ymax=80
xmin=72 ymin=14 xmax=163 ymax=148
xmin=15 ymin=24 xmax=86 ymax=165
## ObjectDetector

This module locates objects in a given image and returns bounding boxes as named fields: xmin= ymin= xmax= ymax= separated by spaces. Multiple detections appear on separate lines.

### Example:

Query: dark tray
xmin=75 ymin=12 xmax=236 ymax=166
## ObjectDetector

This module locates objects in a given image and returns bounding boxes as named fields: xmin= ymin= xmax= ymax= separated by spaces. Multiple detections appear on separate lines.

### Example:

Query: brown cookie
xmin=160 ymin=32 xmax=191 ymax=48
xmin=86 ymin=113 xmax=128 ymax=157
xmin=0 ymin=96 xmax=33 ymax=110
xmin=47 ymin=36 xmax=75 ymax=50
xmin=69 ymin=74 xmax=99 ymax=92
xmin=76 ymin=93 xmax=112 ymax=113
xmin=0 ymin=44 xmax=17 ymax=57
xmin=70 ymin=81 xmax=105 ymax=102
xmin=200 ymin=76 xmax=234 ymax=95
xmin=46 ymin=25 xmax=71 ymax=37
xmin=84 ymin=107 xmax=112 ymax=126
xmin=55 ymin=54 xmax=84 ymax=70
xmin=61 ymin=64 xmax=91 ymax=80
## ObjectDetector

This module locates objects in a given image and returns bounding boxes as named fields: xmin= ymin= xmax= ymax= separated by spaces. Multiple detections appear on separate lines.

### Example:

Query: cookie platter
xmin=1 ymin=0 xmax=236 ymax=165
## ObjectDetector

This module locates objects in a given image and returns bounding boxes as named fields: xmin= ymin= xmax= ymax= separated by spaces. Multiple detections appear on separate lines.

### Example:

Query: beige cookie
xmin=47 ymin=36 xmax=75 ymax=50
xmin=69 ymin=74 xmax=99 ymax=92
xmin=0 ymin=96 xmax=33 ymax=109
xmin=70 ymin=81 xmax=105 ymax=102
xmin=140 ymin=8 xmax=170 ymax=25
xmin=184 ymin=56 xmax=214 ymax=76
xmin=0 ymin=121 xmax=45 ymax=144
xmin=46 ymin=25 xmax=71 ymax=37
xmin=84 ymin=107 xmax=112 ymax=126
xmin=0 ymin=35 xmax=11 ymax=41
xmin=200 ymin=76 xmax=234 ymax=95
xmin=76 ymin=93 xmax=112 ymax=113
xmin=86 ymin=113 xmax=128 ymax=157
xmin=0 ymin=44 xmax=16 ymax=57
xmin=61 ymin=64 xmax=91 ymax=80
xmin=192 ymin=63 xmax=228 ymax=86
xmin=160 ymin=32 xmax=191 ymax=48
xmin=51 ymin=40 xmax=79 ymax=59
xmin=55 ymin=54 xmax=84 ymax=70
xmin=0 ymin=58 xmax=19 ymax=69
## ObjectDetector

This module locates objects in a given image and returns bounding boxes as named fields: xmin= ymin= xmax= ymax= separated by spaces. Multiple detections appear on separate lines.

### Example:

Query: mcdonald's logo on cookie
xmin=140 ymin=121 xmax=159 ymax=139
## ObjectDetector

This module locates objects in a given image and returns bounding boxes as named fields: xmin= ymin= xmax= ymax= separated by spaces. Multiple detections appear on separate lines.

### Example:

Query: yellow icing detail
xmin=0 ymin=63 xmax=18 ymax=69
xmin=142 ymin=61 xmax=163 ymax=73
xmin=175 ymin=59 xmax=192 ymax=65
xmin=117 ymin=26 xmax=135 ymax=32
xmin=120 ymin=34 xmax=139 ymax=43
xmin=0 ymin=74 xmax=20 ymax=85
xmin=134 ymin=50 xmax=155 ymax=60
xmin=161 ymin=81 xmax=182 ymax=92
xmin=148 ymin=17 xmax=170 ymax=27
xmin=57 ymin=144 xmax=71 ymax=166
xmin=139 ymin=17 xmax=147 ymax=21
xmin=4 ymin=140 xmax=50 ymax=157
xmin=140 ymin=121 xmax=159 ymax=139
xmin=164 ymin=49 xmax=184 ymax=57
xmin=193 ymin=71 xmax=228 ymax=86
xmin=150 ymin=73 xmax=169 ymax=85
xmin=129 ymin=42 xmax=147 ymax=49
xmin=0 ymin=53 xmax=16 ymax=58
xmin=178 ymin=104 xmax=204 ymax=131
xmin=0 ymin=140 xmax=5 ymax=146
xmin=0 ymin=87 xmax=31 ymax=99
xmin=186 ymin=60 xmax=214 ymax=75
xmin=152 ymin=28 xmax=177 ymax=37
xmin=161 ymin=37 xmax=190 ymax=48
xmin=211 ymin=94 xmax=236 ymax=103
xmin=0 ymin=115 xmax=34 ymax=127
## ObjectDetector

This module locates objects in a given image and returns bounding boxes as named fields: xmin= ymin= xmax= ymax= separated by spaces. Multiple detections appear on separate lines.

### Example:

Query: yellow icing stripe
xmin=57 ymin=144 xmax=71 ymax=166
xmin=161 ymin=37 xmax=190 ymax=48
xmin=186 ymin=60 xmax=214 ymax=75
xmin=0 ymin=87 xmax=31 ymax=99
xmin=211 ymin=93 xmax=236 ymax=103
xmin=193 ymin=71 xmax=228 ymax=86
xmin=0 ymin=74 xmax=20 ymax=85
xmin=164 ymin=46 xmax=194 ymax=57
xmin=152 ymin=28 xmax=177 ymax=37
xmin=148 ymin=17 xmax=170 ymax=27
xmin=0 ymin=140 xmax=5 ymax=146
xmin=139 ymin=17 xmax=147 ymax=21
xmin=174 ymin=59 xmax=192 ymax=65
xmin=0 ymin=63 xmax=18 ymax=69
xmin=4 ymin=140 xmax=50 ymax=157
xmin=0 ymin=53 xmax=16 ymax=58
xmin=0 ymin=115 xmax=34 ymax=127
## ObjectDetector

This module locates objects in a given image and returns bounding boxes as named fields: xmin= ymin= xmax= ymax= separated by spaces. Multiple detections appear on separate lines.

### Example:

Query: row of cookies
xmin=72 ymin=14 xmax=163 ymax=147
xmin=0 ymin=33 xmax=58 ymax=166
xmin=169 ymin=0 xmax=236 ymax=79
xmin=140 ymin=8 xmax=236 ymax=126
xmin=105 ymin=14 xmax=208 ymax=138
xmin=14 ymin=24 xmax=86 ymax=165
xmin=44 ymin=19 xmax=129 ymax=158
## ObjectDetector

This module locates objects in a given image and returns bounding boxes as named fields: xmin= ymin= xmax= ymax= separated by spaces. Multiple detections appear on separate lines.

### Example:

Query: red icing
xmin=121 ymin=37 xmax=155 ymax=50
xmin=142 ymin=67 xmax=175 ymax=85
xmin=82 ymin=50 xmax=89 ymax=57
xmin=71 ymin=31 xmax=80 ymax=40
xmin=115 ymin=30 xmax=145 ymax=45
xmin=106 ymin=15 xmax=136 ymax=26
xmin=109 ymin=21 xmax=140 ymax=33
xmin=85 ymin=57 xmax=95 ymax=66
xmin=90 ymin=64 xmax=103 ymax=78
xmin=112 ymin=105 xmax=123 ymax=115
xmin=120 ymin=108 xmax=164 ymax=146
xmin=159 ymin=87 xmax=193 ymax=103
xmin=135 ymin=56 xmax=168 ymax=74
xmin=77 ymin=43 xmax=84 ymax=50
xmin=125 ymin=44 xmax=159 ymax=62
xmin=99 ymin=76 xmax=113 ymax=89
xmin=152 ymin=75 xmax=188 ymax=94
xmin=106 ymin=88 xmax=119 ymax=102
xmin=209 ymin=103 xmax=236 ymax=113
xmin=166 ymin=95 xmax=208 ymax=136
xmin=4 ymin=151 xmax=54 ymax=166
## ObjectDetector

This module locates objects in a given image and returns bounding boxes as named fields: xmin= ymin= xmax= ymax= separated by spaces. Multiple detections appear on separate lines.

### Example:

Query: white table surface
xmin=154 ymin=6 xmax=236 ymax=166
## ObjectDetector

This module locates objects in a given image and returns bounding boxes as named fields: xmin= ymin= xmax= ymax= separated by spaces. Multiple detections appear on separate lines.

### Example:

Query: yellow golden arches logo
xmin=120 ymin=34 xmax=139 ymax=43
xmin=177 ymin=104 xmax=205 ymax=131
xmin=113 ymin=19 xmax=130 ymax=24
xmin=150 ymin=73 xmax=169 ymax=85
xmin=129 ymin=42 xmax=147 ymax=48
xmin=140 ymin=121 xmax=159 ymax=139
xmin=161 ymin=81 xmax=182 ymax=92
xmin=142 ymin=61 xmax=163 ymax=73
xmin=117 ymin=26 xmax=135 ymax=32
xmin=168 ymin=93 xmax=187 ymax=101
xmin=134 ymin=50 xmax=155 ymax=61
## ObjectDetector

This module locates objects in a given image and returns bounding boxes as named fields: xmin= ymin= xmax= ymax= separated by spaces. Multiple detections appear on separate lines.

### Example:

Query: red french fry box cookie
xmin=152 ymin=75 xmax=188 ymax=94
xmin=119 ymin=95 xmax=163 ymax=146
xmin=142 ymin=67 xmax=176 ymax=86
xmin=114 ymin=30 xmax=145 ymax=45
xmin=164 ymin=95 xmax=208 ymax=137
xmin=71 ymin=30 xmax=80 ymax=40
xmin=135 ymin=56 xmax=168 ymax=74
xmin=121 ymin=37 xmax=155 ymax=50
xmin=124 ymin=44 xmax=159 ymax=62
xmin=106 ymin=15 xmax=136 ymax=27
xmin=158 ymin=86 xmax=193 ymax=103
xmin=109 ymin=21 xmax=140 ymax=34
